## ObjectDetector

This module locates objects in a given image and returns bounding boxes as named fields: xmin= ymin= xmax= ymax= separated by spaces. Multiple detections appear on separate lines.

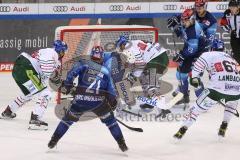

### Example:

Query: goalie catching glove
xmin=190 ymin=77 xmax=201 ymax=88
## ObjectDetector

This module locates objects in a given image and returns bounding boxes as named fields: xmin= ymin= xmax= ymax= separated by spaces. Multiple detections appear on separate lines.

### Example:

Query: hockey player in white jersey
xmin=115 ymin=35 xmax=169 ymax=111
xmin=1 ymin=40 xmax=68 ymax=130
xmin=173 ymin=39 xmax=240 ymax=139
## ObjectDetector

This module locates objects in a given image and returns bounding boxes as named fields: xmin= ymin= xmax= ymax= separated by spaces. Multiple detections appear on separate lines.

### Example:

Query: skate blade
xmin=28 ymin=124 xmax=48 ymax=131
xmin=172 ymin=137 xmax=182 ymax=144
xmin=0 ymin=115 xmax=15 ymax=120
xmin=218 ymin=135 xmax=225 ymax=142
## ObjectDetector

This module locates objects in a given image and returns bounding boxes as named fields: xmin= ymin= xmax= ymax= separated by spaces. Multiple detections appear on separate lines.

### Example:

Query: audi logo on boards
xmin=216 ymin=4 xmax=228 ymax=11
xmin=163 ymin=5 xmax=177 ymax=11
xmin=0 ymin=6 xmax=11 ymax=12
xmin=109 ymin=5 xmax=124 ymax=11
xmin=53 ymin=6 xmax=68 ymax=12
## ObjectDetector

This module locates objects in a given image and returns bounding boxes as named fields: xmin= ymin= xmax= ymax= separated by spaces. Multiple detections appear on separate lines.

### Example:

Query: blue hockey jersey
xmin=64 ymin=59 xmax=116 ymax=109
xmin=177 ymin=21 xmax=208 ymax=58
xmin=196 ymin=11 xmax=217 ymax=44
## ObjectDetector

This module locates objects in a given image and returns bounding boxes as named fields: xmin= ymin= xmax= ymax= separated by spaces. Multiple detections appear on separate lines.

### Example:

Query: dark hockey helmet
xmin=181 ymin=9 xmax=195 ymax=21
xmin=211 ymin=39 xmax=225 ymax=51
xmin=91 ymin=46 xmax=104 ymax=64
xmin=53 ymin=40 xmax=68 ymax=59
xmin=229 ymin=0 xmax=240 ymax=7
xmin=195 ymin=0 xmax=207 ymax=8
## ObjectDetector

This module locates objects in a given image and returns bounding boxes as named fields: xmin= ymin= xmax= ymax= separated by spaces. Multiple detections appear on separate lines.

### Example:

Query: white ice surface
xmin=1 ymin=68 xmax=240 ymax=160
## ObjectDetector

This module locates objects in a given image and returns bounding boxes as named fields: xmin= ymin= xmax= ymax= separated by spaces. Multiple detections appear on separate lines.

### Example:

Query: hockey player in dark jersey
xmin=168 ymin=9 xmax=209 ymax=105
xmin=48 ymin=46 xmax=128 ymax=152
xmin=167 ymin=0 xmax=217 ymax=46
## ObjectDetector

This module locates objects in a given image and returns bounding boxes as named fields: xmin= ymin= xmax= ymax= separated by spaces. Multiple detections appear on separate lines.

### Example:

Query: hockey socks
xmin=100 ymin=112 xmax=128 ymax=151
xmin=101 ymin=113 xmax=124 ymax=142
xmin=48 ymin=119 xmax=73 ymax=148
xmin=176 ymin=71 xmax=189 ymax=96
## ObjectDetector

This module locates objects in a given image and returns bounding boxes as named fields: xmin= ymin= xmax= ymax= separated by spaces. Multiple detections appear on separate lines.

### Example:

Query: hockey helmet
xmin=91 ymin=46 xmax=104 ymax=63
xmin=195 ymin=0 xmax=207 ymax=8
xmin=53 ymin=40 xmax=68 ymax=59
xmin=229 ymin=0 xmax=240 ymax=7
xmin=211 ymin=39 xmax=225 ymax=51
xmin=116 ymin=35 xmax=129 ymax=48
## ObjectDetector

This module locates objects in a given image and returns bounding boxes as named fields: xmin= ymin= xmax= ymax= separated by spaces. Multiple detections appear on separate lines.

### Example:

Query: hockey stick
xmin=116 ymin=119 xmax=143 ymax=132
xmin=136 ymin=92 xmax=183 ymax=110
xmin=121 ymin=109 xmax=142 ymax=117
xmin=171 ymin=28 xmax=188 ymax=110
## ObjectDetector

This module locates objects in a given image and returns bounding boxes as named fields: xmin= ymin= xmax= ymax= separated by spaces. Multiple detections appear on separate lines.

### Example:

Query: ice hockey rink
xmin=1 ymin=68 xmax=240 ymax=160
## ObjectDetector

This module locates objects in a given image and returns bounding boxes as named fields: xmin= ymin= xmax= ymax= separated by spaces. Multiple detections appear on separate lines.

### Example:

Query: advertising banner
xmin=0 ymin=2 xmax=231 ymax=72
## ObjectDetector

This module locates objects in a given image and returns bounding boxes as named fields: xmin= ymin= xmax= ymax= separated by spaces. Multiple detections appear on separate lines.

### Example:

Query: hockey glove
xmin=158 ymin=109 xmax=171 ymax=119
xmin=174 ymin=26 xmax=182 ymax=38
xmin=173 ymin=52 xmax=184 ymax=63
xmin=221 ymin=25 xmax=231 ymax=33
xmin=49 ymin=70 xmax=62 ymax=86
xmin=126 ymin=72 xmax=137 ymax=84
xmin=60 ymin=81 xmax=74 ymax=95
xmin=167 ymin=16 xmax=180 ymax=29
xmin=190 ymin=77 xmax=201 ymax=88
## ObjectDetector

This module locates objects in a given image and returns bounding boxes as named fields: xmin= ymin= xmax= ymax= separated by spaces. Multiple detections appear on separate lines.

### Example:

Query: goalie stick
xmin=136 ymin=92 xmax=183 ymax=110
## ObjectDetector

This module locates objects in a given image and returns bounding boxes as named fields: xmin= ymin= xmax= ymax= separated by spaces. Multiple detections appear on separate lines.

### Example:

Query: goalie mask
xmin=53 ymin=40 xmax=68 ymax=59
xmin=91 ymin=46 xmax=104 ymax=64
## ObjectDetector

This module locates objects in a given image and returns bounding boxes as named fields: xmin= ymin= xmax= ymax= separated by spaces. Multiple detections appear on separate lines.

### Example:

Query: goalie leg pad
xmin=100 ymin=112 xmax=124 ymax=141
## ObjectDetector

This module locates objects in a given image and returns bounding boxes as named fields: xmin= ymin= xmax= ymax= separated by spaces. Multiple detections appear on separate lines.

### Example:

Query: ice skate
xmin=48 ymin=135 xmax=60 ymax=149
xmin=1 ymin=106 xmax=16 ymax=119
xmin=173 ymin=126 xmax=188 ymax=140
xmin=28 ymin=112 xmax=48 ymax=130
xmin=117 ymin=138 xmax=128 ymax=152
xmin=218 ymin=121 xmax=228 ymax=138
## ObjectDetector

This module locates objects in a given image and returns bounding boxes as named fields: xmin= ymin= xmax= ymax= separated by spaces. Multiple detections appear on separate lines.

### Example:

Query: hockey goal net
xmin=55 ymin=25 xmax=159 ymax=103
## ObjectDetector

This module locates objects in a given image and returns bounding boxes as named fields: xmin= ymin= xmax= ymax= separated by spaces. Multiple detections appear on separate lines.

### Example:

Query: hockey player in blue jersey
xmin=167 ymin=0 xmax=217 ymax=46
xmin=169 ymin=9 xmax=209 ymax=104
xmin=48 ymin=46 xmax=128 ymax=152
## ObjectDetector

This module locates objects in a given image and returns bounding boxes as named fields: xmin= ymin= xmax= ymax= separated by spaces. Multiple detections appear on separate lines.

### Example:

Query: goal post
xmin=54 ymin=25 xmax=159 ymax=103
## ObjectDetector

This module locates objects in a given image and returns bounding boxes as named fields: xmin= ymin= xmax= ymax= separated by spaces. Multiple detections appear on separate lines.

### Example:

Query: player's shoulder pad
xmin=39 ymin=48 xmax=55 ymax=52
xmin=38 ymin=48 xmax=57 ymax=56
xmin=205 ymin=11 xmax=217 ymax=23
